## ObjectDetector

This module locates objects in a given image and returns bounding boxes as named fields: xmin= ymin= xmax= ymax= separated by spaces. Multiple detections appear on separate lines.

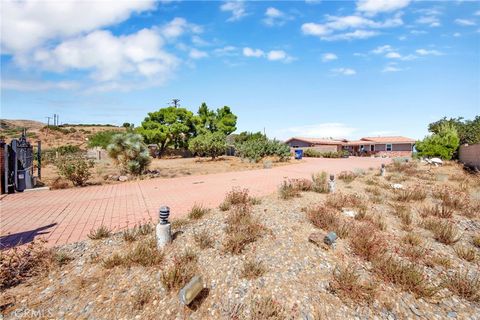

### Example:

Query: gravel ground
xmin=1 ymin=162 xmax=479 ymax=320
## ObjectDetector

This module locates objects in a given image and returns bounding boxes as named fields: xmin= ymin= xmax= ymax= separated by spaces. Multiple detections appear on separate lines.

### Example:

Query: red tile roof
xmin=360 ymin=136 xmax=415 ymax=144
xmin=285 ymin=137 xmax=346 ymax=145
xmin=286 ymin=136 xmax=415 ymax=146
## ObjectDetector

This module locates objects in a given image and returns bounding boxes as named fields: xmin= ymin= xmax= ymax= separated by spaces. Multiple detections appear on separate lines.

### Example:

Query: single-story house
xmin=285 ymin=136 xmax=415 ymax=157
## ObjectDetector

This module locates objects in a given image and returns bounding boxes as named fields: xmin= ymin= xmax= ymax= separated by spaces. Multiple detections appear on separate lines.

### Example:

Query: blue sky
xmin=1 ymin=0 xmax=479 ymax=140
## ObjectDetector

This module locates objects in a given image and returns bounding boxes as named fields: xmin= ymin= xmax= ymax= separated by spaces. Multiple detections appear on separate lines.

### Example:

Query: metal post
xmin=156 ymin=206 xmax=172 ymax=248
xmin=37 ymin=140 xmax=41 ymax=180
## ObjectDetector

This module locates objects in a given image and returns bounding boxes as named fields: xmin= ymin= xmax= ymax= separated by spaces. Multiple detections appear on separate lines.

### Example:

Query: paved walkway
xmin=0 ymin=157 xmax=387 ymax=248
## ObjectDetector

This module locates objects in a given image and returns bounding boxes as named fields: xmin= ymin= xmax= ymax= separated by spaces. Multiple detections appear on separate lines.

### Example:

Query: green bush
xmin=55 ymin=155 xmax=94 ymax=186
xmin=41 ymin=145 xmax=81 ymax=165
xmin=416 ymin=123 xmax=460 ymax=160
xmin=188 ymin=132 xmax=226 ymax=159
xmin=303 ymin=149 xmax=343 ymax=158
xmin=235 ymin=137 xmax=290 ymax=163
xmin=88 ymin=131 xmax=120 ymax=149
xmin=107 ymin=133 xmax=151 ymax=175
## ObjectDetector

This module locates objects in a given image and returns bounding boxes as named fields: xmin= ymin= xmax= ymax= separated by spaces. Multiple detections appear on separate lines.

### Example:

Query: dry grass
xmin=402 ymin=233 xmax=422 ymax=246
xmin=462 ymin=200 xmax=480 ymax=219
xmin=0 ymin=241 xmax=53 ymax=290
xmin=428 ymin=255 xmax=452 ymax=269
xmin=394 ymin=186 xmax=427 ymax=202
xmin=430 ymin=220 xmax=461 ymax=245
xmin=219 ymin=187 xmax=251 ymax=211
xmin=188 ymin=204 xmax=211 ymax=220
xmin=338 ymin=171 xmax=357 ymax=183
xmin=420 ymin=203 xmax=454 ymax=219
xmin=328 ymin=264 xmax=376 ymax=304
xmin=132 ymin=287 xmax=153 ymax=310
xmin=194 ymin=230 xmax=215 ymax=249
xmin=102 ymin=237 xmax=164 ymax=268
xmin=473 ymin=235 xmax=480 ymax=248
xmin=223 ymin=204 xmax=264 ymax=254
xmin=278 ymin=179 xmax=301 ymax=200
xmin=87 ymin=225 xmax=111 ymax=240
xmin=249 ymin=297 xmax=286 ymax=320
xmin=349 ymin=224 xmax=386 ymax=261
xmin=306 ymin=204 xmax=351 ymax=238
xmin=171 ymin=218 xmax=190 ymax=230
xmin=54 ymin=251 xmax=73 ymax=266
xmin=311 ymin=171 xmax=329 ymax=193
xmin=365 ymin=186 xmax=382 ymax=196
xmin=433 ymin=186 xmax=469 ymax=210
xmin=388 ymin=161 xmax=419 ymax=175
xmin=443 ymin=271 xmax=480 ymax=302
xmin=454 ymin=245 xmax=477 ymax=262
xmin=122 ymin=222 xmax=154 ymax=242
xmin=291 ymin=178 xmax=313 ymax=191
xmin=160 ymin=249 xmax=198 ymax=292
xmin=241 ymin=259 xmax=266 ymax=279
xmin=325 ymin=192 xmax=366 ymax=211
xmin=373 ymin=255 xmax=438 ymax=298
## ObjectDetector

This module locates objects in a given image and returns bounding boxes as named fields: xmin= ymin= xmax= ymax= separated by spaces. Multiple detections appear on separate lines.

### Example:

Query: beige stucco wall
xmin=459 ymin=144 xmax=480 ymax=168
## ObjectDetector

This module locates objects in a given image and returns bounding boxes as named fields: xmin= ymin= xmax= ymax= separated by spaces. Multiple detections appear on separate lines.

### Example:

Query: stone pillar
xmin=328 ymin=174 xmax=335 ymax=193
xmin=380 ymin=163 xmax=386 ymax=177
xmin=156 ymin=206 xmax=171 ymax=249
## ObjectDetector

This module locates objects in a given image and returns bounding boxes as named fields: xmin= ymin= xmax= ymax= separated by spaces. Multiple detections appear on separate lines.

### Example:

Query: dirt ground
xmin=41 ymin=156 xmax=298 ymax=188
xmin=2 ymin=160 xmax=479 ymax=319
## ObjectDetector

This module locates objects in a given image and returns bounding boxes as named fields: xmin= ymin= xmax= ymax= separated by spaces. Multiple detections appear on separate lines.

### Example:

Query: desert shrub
xmin=122 ymin=228 xmax=138 ymax=242
xmin=454 ymin=245 xmax=476 ymax=262
xmin=422 ymin=219 xmax=461 ymax=245
xmin=278 ymin=180 xmax=301 ymax=200
xmin=303 ymin=149 xmax=342 ymax=158
xmin=416 ymin=123 xmax=460 ymax=160
xmin=307 ymin=205 xmax=340 ymax=231
xmin=420 ymin=203 xmax=454 ymax=219
xmin=373 ymin=255 xmax=438 ymax=298
xmin=402 ymin=233 xmax=422 ymax=246
xmin=463 ymin=201 xmax=480 ymax=218
xmin=132 ymin=288 xmax=153 ymax=310
xmin=326 ymin=193 xmax=366 ymax=211
xmin=194 ymin=230 xmax=215 ymax=249
xmin=87 ymin=225 xmax=111 ymax=240
xmin=188 ymin=204 xmax=210 ymax=220
xmin=88 ymin=130 xmax=119 ymax=149
xmin=291 ymin=178 xmax=312 ymax=191
xmin=311 ymin=171 xmax=329 ymax=193
xmin=443 ymin=271 xmax=480 ymax=302
xmin=54 ymin=251 xmax=73 ymax=266
xmin=107 ymin=133 xmax=151 ymax=175
xmin=249 ymin=297 xmax=286 ymax=320
xmin=365 ymin=186 xmax=382 ymax=196
xmin=338 ymin=171 xmax=357 ymax=183
xmin=349 ymin=224 xmax=387 ymax=261
xmin=188 ymin=131 xmax=227 ymax=159
xmin=235 ymin=137 xmax=290 ymax=163
xmin=329 ymin=264 xmax=377 ymax=304
xmin=219 ymin=187 xmax=251 ymax=210
xmin=387 ymin=161 xmax=419 ymax=175
xmin=241 ymin=259 xmax=266 ymax=279
xmin=394 ymin=186 xmax=427 ymax=202
xmin=433 ymin=186 xmax=468 ymax=210
xmin=160 ymin=249 xmax=198 ymax=292
xmin=0 ymin=241 xmax=53 ymax=290
xmin=473 ymin=236 xmax=480 ymax=248
xmin=42 ymin=145 xmax=81 ymax=164
xmin=50 ymin=177 xmax=70 ymax=189
xmin=223 ymin=204 xmax=264 ymax=254
xmin=55 ymin=155 xmax=94 ymax=186
xmin=126 ymin=238 xmax=164 ymax=267
xmin=428 ymin=255 xmax=452 ymax=269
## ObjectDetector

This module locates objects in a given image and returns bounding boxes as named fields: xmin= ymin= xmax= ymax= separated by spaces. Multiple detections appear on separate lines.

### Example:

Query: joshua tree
xmin=107 ymin=133 xmax=151 ymax=175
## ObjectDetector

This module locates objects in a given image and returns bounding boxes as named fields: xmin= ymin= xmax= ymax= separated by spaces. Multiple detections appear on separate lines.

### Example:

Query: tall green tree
xmin=137 ymin=107 xmax=196 ymax=157
xmin=416 ymin=123 xmax=460 ymax=160
xmin=195 ymin=103 xmax=237 ymax=135
xmin=428 ymin=116 xmax=480 ymax=145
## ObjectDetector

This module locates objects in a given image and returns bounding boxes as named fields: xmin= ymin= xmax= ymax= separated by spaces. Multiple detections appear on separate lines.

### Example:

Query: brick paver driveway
xmin=0 ymin=157 xmax=388 ymax=248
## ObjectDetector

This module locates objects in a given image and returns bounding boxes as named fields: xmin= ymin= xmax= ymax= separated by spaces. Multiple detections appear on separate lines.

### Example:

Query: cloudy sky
xmin=1 ymin=0 xmax=479 ymax=139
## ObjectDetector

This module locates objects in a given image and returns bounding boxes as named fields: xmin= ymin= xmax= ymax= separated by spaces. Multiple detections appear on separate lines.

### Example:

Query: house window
xmin=370 ymin=145 xmax=375 ymax=152
xmin=292 ymin=145 xmax=299 ymax=148
xmin=386 ymin=144 xmax=392 ymax=151
xmin=360 ymin=145 xmax=364 ymax=151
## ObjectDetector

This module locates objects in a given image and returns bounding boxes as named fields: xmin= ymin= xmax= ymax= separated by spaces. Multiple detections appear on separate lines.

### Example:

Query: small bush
xmin=223 ymin=205 xmax=264 ymax=254
xmin=241 ymin=259 xmax=266 ymax=279
xmin=50 ymin=177 xmax=70 ymax=190
xmin=338 ymin=171 xmax=357 ymax=183
xmin=291 ymin=178 xmax=313 ymax=191
xmin=188 ymin=204 xmax=210 ymax=220
xmin=87 ymin=225 xmax=111 ymax=240
xmin=429 ymin=255 xmax=452 ymax=269
xmin=278 ymin=180 xmax=301 ymax=200
xmin=434 ymin=186 xmax=469 ymax=210
xmin=454 ymin=245 xmax=476 ymax=262
xmin=194 ymin=230 xmax=215 ymax=249
xmin=87 ymin=130 xmax=119 ymax=149
xmin=432 ymin=221 xmax=461 ymax=245
xmin=473 ymin=236 xmax=480 ymax=248
xmin=220 ymin=187 xmax=251 ymax=210
xmin=326 ymin=193 xmax=366 ymax=211
xmin=402 ymin=233 xmax=422 ymax=246
xmin=54 ymin=251 xmax=73 ymax=266
xmin=307 ymin=205 xmax=340 ymax=231
xmin=349 ymin=224 xmax=387 ymax=261
xmin=394 ymin=186 xmax=427 ymax=202
xmin=102 ymin=253 xmax=124 ymax=269
xmin=329 ymin=264 xmax=376 ymax=304
xmin=249 ymin=297 xmax=286 ymax=320
xmin=160 ymin=249 xmax=198 ymax=292
xmin=122 ymin=228 xmax=138 ymax=242
xmin=303 ymin=149 xmax=343 ymax=158
xmin=55 ymin=155 xmax=94 ymax=186
xmin=365 ymin=186 xmax=382 ymax=196
xmin=127 ymin=238 xmax=164 ymax=267
xmin=443 ymin=271 xmax=480 ymax=302
xmin=311 ymin=171 xmax=328 ymax=193
xmin=235 ymin=137 xmax=290 ymax=163
xmin=374 ymin=255 xmax=438 ymax=298
xmin=132 ymin=288 xmax=153 ymax=310
xmin=107 ymin=133 xmax=151 ymax=175
xmin=420 ymin=204 xmax=454 ymax=219
xmin=188 ymin=131 xmax=227 ymax=159
xmin=0 ymin=241 xmax=53 ymax=290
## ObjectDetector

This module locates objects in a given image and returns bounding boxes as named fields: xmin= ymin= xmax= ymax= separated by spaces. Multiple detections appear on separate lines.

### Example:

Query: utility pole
xmin=170 ymin=99 xmax=180 ymax=108
xmin=46 ymin=116 xmax=51 ymax=127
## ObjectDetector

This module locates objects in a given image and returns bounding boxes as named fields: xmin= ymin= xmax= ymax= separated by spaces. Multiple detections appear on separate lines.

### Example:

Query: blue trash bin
xmin=295 ymin=149 xmax=303 ymax=160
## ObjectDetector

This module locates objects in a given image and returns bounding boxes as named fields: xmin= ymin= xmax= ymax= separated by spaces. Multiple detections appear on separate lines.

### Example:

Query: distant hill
xmin=1 ymin=119 xmax=46 ymax=131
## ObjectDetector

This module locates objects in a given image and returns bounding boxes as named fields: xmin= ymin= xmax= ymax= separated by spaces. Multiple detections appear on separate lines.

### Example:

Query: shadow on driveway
xmin=0 ymin=223 xmax=57 ymax=250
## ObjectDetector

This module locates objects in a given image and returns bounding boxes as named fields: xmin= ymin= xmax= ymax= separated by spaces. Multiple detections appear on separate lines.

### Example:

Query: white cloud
xmin=416 ymin=15 xmax=440 ymax=27
xmin=301 ymin=14 xmax=402 ymax=41
xmin=385 ymin=52 xmax=401 ymax=59
xmin=453 ymin=32 xmax=461 ymax=37
xmin=263 ymin=7 xmax=291 ymax=26
xmin=372 ymin=45 xmax=394 ymax=54
xmin=1 ymin=79 xmax=79 ymax=91
xmin=455 ymin=19 xmax=476 ymax=26
xmin=31 ymin=28 xmax=179 ymax=82
xmin=282 ymin=122 xmax=357 ymax=139
xmin=189 ymin=48 xmax=208 ymax=59
xmin=1 ymin=0 xmax=156 ymax=54
xmin=382 ymin=63 xmax=402 ymax=72
xmin=220 ymin=1 xmax=247 ymax=22
xmin=213 ymin=46 xmax=237 ymax=56
xmin=161 ymin=17 xmax=202 ymax=40
xmin=356 ymin=0 xmax=411 ymax=16
xmin=416 ymin=49 xmax=442 ymax=56
xmin=243 ymin=47 xmax=264 ymax=57
xmin=267 ymin=50 xmax=286 ymax=61
xmin=322 ymin=53 xmax=338 ymax=62
xmin=332 ymin=68 xmax=356 ymax=76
